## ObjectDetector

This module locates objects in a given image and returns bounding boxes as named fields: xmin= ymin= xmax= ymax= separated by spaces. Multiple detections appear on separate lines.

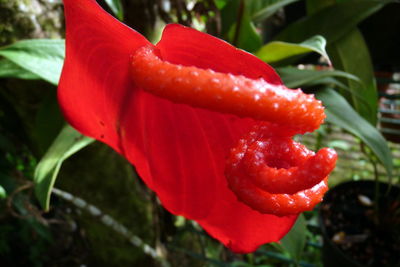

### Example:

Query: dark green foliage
xmin=1 ymin=0 xmax=399 ymax=266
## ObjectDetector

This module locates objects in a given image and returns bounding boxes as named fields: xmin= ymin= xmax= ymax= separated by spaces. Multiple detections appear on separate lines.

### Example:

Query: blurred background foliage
xmin=0 ymin=0 xmax=399 ymax=266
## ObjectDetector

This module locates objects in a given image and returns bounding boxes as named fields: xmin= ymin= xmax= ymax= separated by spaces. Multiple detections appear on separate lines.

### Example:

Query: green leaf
xmin=275 ymin=0 xmax=386 ymax=44
xmin=227 ymin=7 xmax=262 ymax=52
xmin=215 ymin=0 xmax=230 ymax=9
xmin=0 ymin=185 xmax=6 ymax=199
xmin=0 ymin=58 xmax=40 ymax=80
xmin=221 ymin=0 xmax=241 ymax=35
xmin=33 ymin=90 xmax=65 ymax=155
xmin=256 ymin=35 xmax=329 ymax=64
xmin=277 ymin=67 xmax=360 ymax=88
xmin=0 ymin=39 xmax=65 ymax=85
xmin=305 ymin=76 xmax=347 ymax=89
xmin=34 ymin=125 xmax=94 ymax=211
xmin=328 ymin=29 xmax=378 ymax=125
xmin=252 ymin=0 xmax=300 ymax=22
xmin=104 ymin=0 xmax=124 ymax=21
xmin=316 ymin=88 xmax=393 ymax=176
xmin=247 ymin=0 xmax=274 ymax=15
xmin=306 ymin=0 xmax=336 ymax=15
xmin=221 ymin=0 xmax=262 ymax=52
xmin=279 ymin=214 xmax=307 ymax=261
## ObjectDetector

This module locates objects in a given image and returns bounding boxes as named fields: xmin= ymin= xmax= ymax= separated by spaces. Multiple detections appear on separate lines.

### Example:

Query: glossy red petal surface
xmin=59 ymin=0 xmax=297 ymax=253
xmin=125 ymin=91 xmax=297 ymax=253
xmin=153 ymin=25 xmax=296 ymax=252
xmin=156 ymin=24 xmax=283 ymax=84
xmin=59 ymin=0 xmax=151 ymax=153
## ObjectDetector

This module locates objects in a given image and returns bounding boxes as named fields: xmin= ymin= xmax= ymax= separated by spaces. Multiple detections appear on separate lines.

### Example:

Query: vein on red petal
xmin=59 ymin=0 xmax=150 ymax=153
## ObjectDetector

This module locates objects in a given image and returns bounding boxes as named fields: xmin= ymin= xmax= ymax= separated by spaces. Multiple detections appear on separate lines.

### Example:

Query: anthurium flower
xmin=58 ymin=0 xmax=336 ymax=253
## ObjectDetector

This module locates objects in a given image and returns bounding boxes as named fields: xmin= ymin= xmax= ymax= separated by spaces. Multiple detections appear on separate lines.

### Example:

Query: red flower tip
xmin=59 ymin=0 xmax=336 ymax=253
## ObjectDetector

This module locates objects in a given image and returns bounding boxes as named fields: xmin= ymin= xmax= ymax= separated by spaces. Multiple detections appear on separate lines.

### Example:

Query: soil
xmin=320 ymin=181 xmax=400 ymax=267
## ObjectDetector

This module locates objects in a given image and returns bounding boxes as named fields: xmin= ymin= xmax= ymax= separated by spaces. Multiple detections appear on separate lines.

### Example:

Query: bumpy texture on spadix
xmin=131 ymin=45 xmax=337 ymax=216
xmin=131 ymin=46 xmax=325 ymax=135
xmin=59 ymin=0 xmax=336 ymax=254
xmin=225 ymin=123 xmax=336 ymax=216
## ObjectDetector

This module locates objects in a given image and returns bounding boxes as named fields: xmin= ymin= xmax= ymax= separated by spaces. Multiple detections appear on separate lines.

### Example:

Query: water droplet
xmin=211 ymin=78 xmax=220 ymax=85
xmin=208 ymin=69 xmax=215 ymax=74
xmin=173 ymin=77 xmax=183 ymax=83
xmin=190 ymin=71 xmax=199 ymax=77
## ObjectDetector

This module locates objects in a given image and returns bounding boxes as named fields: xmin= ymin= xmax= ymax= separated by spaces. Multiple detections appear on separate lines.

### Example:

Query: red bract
xmin=59 ymin=0 xmax=335 ymax=253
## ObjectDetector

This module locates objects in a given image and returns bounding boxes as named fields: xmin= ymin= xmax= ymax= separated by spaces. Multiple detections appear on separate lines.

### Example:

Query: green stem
xmin=233 ymin=0 xmax=245 ymax=46
xmin=52 ymin=187 xmax=170 ymax=267
xmin=360 ymin=142 xmax=380 ymax=225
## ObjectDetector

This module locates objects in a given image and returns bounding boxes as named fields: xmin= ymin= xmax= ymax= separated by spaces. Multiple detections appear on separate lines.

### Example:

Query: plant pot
xmin=379 ymin=92 xmax=400 ymax=143
xmin=376 ymin=72 xmax=400 ymax=143
xmin=319 ymin=180 xmax=400 ymax=267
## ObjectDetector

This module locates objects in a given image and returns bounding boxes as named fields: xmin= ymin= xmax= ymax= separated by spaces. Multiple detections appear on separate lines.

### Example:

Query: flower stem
xmin=52 ymin=187 xmax=170 ymax=267
xmin=233 ymin=0 xmax=245 ymax=47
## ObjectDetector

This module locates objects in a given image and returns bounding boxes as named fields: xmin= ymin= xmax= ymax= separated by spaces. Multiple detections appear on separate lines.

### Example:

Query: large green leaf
xmin=220 ymin=0 xmax=241 ymax=35
xmin=256 ymin=35 xmax=329 ymax=64
xmin=306 ymin=0 xmax=336 ymax=14
xmin=316 ymin=88 xmax=393 ymax=176
xmin=33 ymin=90 xmax=65 ymax=155
xmin=279 ymin=214 xmax=307 ymax=262
xmin=0 ymin=39 xmax=65 ymax=85
xmin=251 ymin=0 xmax=300 ymax=22
xmin=277 ymin=67 xmax=360 ymax=88
xmin=34 ymin=125 xmax=94 ymax=211
xmin=0 ymin=58 xmax=40 ymax=80
xmin=275 ymin=0 xmax=386 ymax=44
xmin=328 ymin=29 xmax=378 ymax=125
xmin=104 ymin=0 xmax=124 ymax=21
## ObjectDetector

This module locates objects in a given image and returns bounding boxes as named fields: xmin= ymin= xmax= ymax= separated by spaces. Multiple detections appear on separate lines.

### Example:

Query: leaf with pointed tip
xmin=275 ymin=0 xmax=386 ymax=44
xmin=0 ymin=39 xmax=65 ymax=85
xmin=277 ymin=67 xmax=360 ymax=88
xmin=316 ymin=88 xmax=393 ymax=176
xmin=34 ymin=125 xmax=94 ymax=211
xmin=252 ymin=0 xmax=300 ymax=22
xmin=104 ymin=0 xmax=124 ymax=20
xmin=256 ymin=35 xmax=329 ymax=64
xmin=328 ymin=29 xmax=378 ymax=125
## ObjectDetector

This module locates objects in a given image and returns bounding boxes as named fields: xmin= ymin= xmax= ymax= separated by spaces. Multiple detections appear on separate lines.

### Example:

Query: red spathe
xmin=59 ymin=0 xmax=297 ymax=253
